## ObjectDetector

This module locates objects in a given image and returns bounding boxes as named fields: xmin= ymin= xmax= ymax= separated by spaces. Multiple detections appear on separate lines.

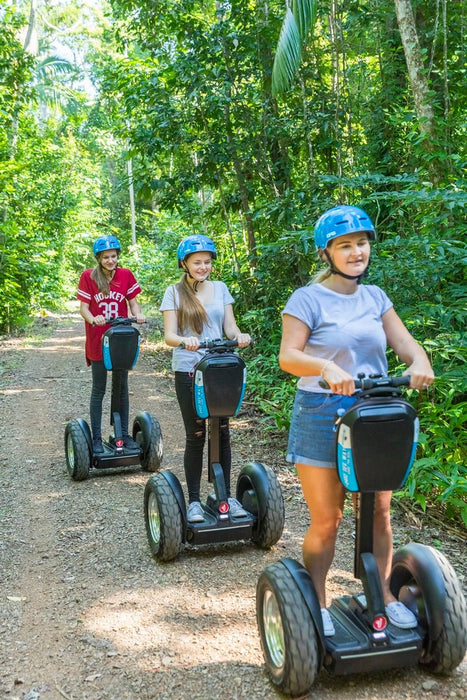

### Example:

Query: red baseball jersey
xmin=77 ymin=267 xmax=142 ymax=364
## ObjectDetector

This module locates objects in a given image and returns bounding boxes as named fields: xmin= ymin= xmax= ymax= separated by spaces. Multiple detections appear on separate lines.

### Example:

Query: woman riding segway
xmin=77 ymin=235 xmax=146 ymax=454
xmin=159 ymin=234 xmax=251 ymax=523
xmin=278 ymin=205 xmax=434 ymax=634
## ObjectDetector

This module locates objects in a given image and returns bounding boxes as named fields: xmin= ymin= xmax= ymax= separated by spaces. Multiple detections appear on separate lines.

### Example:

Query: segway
xmin=256 ymin=375 xmax=467 ymax=697
xmin=144 ymin=338 xmax=284 ymax=562
xmin=65 ymin=317 xmax=163 ymax=481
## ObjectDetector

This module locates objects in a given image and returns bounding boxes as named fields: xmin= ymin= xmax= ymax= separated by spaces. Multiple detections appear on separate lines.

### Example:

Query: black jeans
xmin=90 ymin=361 xmax=130 ymax=440
xmin=175 ymin=371 xmax=232 ymax=504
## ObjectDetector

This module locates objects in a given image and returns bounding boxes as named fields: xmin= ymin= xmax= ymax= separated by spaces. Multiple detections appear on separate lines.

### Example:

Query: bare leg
xmin=373 ymin=490 xmax=398 ymax=605
xmin=296 ymin=464 xmax=346 ymax=608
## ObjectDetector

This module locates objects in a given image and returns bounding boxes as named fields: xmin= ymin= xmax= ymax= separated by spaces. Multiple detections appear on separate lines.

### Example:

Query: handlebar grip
xmin=320 ymin=376 xmax=411 ymax=390
xmin=390 ymin=375 xmax=411 ymax=387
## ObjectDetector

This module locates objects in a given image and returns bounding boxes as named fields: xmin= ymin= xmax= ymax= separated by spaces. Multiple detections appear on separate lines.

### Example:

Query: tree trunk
xmin=10 ymin=0 xmax=38 ymax=159
xmin=393 ymin=0 xmax=435 ymax=137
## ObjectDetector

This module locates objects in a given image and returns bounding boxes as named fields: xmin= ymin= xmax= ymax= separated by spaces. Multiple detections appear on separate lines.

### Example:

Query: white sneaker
xmin=321 ymin=608 xmax=336 ymax=636
xmin=385 ymin=601 xmax=418 ymax=629
xmin=228 ymin=497 xmax=248 ymax=517
xmin=187 ymin=501 xmax=205 ymax=523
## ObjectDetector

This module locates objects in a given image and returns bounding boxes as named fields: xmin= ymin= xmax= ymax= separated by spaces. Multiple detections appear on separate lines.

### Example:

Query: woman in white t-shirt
xmin=160 ymin=235 xmax=251 ymax=524
xmin=279 ymin=205 xmax=434 ymax=636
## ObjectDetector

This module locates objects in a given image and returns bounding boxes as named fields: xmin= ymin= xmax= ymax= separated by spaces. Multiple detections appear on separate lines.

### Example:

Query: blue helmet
xmin=93 ymin=235 xmax=121 ymax=257
xmin=314 ymin=205 xmax=376 ymax=249
xmin=177 ymin=235 xmax=217 ymax=268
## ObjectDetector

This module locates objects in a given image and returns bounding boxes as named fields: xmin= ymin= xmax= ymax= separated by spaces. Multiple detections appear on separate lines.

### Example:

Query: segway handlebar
xmin=109 ymin=316 xmax=146 ymax=326
xmin=92 ymin=316 xmax=145 ymax=327
xmin=319 ymin=374 xmax=411 ymax=391
xmin=355 ymin=375 xmax=411 ymax=390
xmin=179 ymin=338 xmax=254 ymax=350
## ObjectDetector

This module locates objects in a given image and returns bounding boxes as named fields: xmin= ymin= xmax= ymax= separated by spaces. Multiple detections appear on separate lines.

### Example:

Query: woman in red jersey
xmin=77 ymin=235 xmax=145 ymax=453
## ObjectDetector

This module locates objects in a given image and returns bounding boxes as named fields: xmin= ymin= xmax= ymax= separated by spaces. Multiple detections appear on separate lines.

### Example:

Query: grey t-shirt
xmin=160 ymin=280 xmax=234 ymax=372
xmin=282 ymin=283 xmax=393 ymax=392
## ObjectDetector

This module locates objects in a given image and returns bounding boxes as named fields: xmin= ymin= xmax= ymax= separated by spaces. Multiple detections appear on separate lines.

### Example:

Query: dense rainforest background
xmin=1 ymin=0 xmax=465 ymax=526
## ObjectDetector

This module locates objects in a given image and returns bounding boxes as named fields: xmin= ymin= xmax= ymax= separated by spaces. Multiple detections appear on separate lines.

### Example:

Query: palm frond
xmin=272 ymin=0 xmax=318 ymax=96
xmin=36 ymin=55 xmax=76 ymax=81
xmin=294 ymin=0 xmax=317 ymax=38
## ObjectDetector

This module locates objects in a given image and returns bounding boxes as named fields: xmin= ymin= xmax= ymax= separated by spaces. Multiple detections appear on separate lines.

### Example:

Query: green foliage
xmin=1 ymin=0 xmax=465 ymax=526
xmin=401 ymin=345 xmax=467 ymax=527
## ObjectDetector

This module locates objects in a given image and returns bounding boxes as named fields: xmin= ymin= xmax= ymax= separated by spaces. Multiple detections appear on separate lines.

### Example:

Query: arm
xmin=382 ymin=308 xmax=434 ymax=390
xmin=79 ymin=301 xmax=106 ymax=326
xmin=128 ymin=297 xmax=146 ymax=324
xmin=162 ymin=309 xmax=200 ymax=351
xmin=223 ymin=304 xmax=251 ymax=348
xmin=279 ymin=313 xmax=355 ymax=395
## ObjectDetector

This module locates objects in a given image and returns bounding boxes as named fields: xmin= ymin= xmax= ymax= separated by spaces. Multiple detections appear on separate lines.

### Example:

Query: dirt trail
xmin=0 ymin=310 xmax=465 ymax=700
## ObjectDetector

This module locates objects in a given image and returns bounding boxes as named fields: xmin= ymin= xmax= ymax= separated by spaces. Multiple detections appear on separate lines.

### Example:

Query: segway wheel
xmin=64 ymin=420 xmax=91 ymax=481
xmin=236 ymin=462 xmax=284 ymax=548
xmin=144 ymin=473 xmax=183 ymax=562
xmin=257 ymin=561 xmax=321 ymax=697
xmin=133 ymin=412 xmax=163 ymax=472
xmin=391 ymin=542 xmax=467 ymax=674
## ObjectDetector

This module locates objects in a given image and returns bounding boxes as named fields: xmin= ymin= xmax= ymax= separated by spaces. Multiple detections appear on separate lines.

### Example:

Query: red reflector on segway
xmin=219 ymin=501 xmax=229 ymax=514
xmin=116 ymin=439 xmax=124 ymax=447
xmin=373 ymin=615 xmax=387 ymax=631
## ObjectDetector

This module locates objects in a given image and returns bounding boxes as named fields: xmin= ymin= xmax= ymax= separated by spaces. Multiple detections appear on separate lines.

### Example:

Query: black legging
xmin=175 ymin=371 xmax=232 ymax=504
xmin=90 ymin=360 xmax=130 ymax=439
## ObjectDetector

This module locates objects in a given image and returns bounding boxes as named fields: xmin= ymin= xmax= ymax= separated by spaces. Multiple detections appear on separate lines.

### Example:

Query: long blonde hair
xmin=309 ymin=249 xmax=332 ymax=285
xmin=91 ymin=252 xmax=120 ymax=295
xmin=175 ymin=274 xmax=208 ymax=334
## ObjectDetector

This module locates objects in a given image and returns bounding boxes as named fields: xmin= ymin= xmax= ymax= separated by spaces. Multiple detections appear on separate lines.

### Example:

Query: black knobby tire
xmin=256 ymin=561 xmax=320 ymax=697
xmin=64 ymin=420 xmax=90 ymax=481
xmin=392 ymin=544 xmax=467 ymax=674
xmin=144 ymin=473 xmax=183 ymax=562
xmin=237 ymin=462 xmax=284 ymax=548
xmin=133 ymin=412 xmax=163 ymax=472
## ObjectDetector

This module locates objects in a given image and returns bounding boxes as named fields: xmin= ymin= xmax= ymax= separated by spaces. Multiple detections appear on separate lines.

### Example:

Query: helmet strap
xmin=182 ymin=263 xmax=195 ymax=281
xmin=323 ymin=250 xmax=370 ymax=284
xmin=182 ymin=263 xmax=210 ymax=288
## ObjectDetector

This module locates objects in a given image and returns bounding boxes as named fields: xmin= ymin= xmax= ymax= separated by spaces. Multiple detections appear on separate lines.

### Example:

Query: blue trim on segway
xmin=130 ymin=343 xmax=140 ymax=369
xmin=194 ymin=369 xmax=209 ymax=418
xmin=336 ymin=424 xmax=359 ymax=491
xmin=102 ymin=335 xmax=112 ymax=370
xmin=400 ymin=417 xmax=420 ymax=487
xmin=233 ymin=367 xmax=247 ymax=416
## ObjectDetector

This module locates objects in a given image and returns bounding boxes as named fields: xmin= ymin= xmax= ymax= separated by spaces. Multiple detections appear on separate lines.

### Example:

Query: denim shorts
xmin=287 ymin=390 xmax=358 ymax=469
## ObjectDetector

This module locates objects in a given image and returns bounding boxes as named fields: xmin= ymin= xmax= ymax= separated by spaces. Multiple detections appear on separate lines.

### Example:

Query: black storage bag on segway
xmin=193 ymin=351 xmax=246 ymax=419
xmin=102 ymin=324 xmax=140 ymax=371
xmin=335 ymin=396 xmax=419 ymax=492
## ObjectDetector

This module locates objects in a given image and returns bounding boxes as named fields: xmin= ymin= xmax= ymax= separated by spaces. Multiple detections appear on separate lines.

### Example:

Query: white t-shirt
xmin=282 ymin=283 xmax=393 ymax=392
xmin=160 ymin=280 xmax=234 ymax=372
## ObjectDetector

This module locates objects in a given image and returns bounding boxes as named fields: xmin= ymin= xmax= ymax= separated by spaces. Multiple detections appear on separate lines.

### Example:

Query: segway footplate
xmin=324 ymin=597 xmax=422 ymax=675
